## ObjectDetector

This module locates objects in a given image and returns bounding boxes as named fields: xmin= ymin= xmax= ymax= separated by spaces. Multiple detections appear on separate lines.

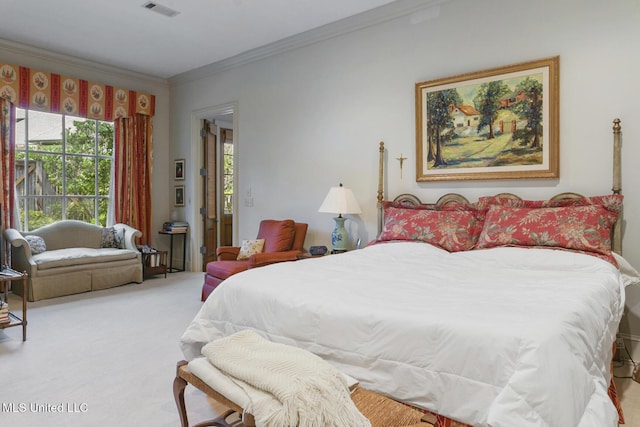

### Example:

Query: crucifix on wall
xmin=396 ymin=153 xmax=407 ymax=179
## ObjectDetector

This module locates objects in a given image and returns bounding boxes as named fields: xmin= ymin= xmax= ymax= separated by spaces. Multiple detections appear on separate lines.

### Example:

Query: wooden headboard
xmin=377 ymin=119 xmax=623 ymax=254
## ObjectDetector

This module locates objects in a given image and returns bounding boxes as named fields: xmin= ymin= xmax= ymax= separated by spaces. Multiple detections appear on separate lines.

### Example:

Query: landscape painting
xmin=416 ymin=56 xmax=559 ymax=181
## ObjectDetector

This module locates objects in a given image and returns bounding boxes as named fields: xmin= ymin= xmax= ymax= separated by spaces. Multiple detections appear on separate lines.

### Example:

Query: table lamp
xmin=318 ymin=183 xmax=361 ymax=252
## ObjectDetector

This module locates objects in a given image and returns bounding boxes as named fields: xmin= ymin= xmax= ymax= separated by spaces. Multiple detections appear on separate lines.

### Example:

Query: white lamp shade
xmin=318 ymin=184 xmax=362 ymax=215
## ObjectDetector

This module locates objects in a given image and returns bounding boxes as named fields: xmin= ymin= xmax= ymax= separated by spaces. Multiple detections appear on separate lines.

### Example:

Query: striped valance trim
xmin=0 ymin=62 xmax=155 ymax=120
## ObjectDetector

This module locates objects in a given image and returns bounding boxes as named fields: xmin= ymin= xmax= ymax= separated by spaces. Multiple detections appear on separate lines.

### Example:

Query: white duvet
xmin=180 ymin=242 xmax=635 ymax=427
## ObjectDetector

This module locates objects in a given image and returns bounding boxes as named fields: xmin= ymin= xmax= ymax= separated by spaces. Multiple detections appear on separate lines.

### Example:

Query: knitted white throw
xmin=201 ymin=330 xmax=371 ymax=427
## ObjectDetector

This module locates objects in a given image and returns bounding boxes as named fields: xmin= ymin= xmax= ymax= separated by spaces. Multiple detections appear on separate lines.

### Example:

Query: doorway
xmin=192 ymin=103 xmax=237 ymax=272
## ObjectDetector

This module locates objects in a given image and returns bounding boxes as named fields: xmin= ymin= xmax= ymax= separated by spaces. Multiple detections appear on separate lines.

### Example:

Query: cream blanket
xmin=201 ymin=330 xmax=370 ymax=427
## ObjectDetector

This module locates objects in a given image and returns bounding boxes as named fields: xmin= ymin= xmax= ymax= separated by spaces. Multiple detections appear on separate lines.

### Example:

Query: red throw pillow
xmin=476 ymin=205 xmax=618 ymax=262
xmin=476 ymin=194 xmax=623 ymax=213
xmin=378 ymin=206 xmax=483 ymax=252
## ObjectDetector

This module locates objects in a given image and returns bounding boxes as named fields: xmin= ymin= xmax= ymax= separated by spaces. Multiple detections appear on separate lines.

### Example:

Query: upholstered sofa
xmin=4 ymin=220 xmax=143 ymax=301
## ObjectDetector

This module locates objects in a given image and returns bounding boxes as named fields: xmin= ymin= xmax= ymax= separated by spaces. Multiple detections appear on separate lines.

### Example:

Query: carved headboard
xmin=377 ymin=119 xmax=623 ymax=254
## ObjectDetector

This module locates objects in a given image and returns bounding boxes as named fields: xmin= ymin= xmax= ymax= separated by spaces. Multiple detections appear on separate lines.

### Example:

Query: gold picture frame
xmin=415 ymin=56 xmax=559 ymax=181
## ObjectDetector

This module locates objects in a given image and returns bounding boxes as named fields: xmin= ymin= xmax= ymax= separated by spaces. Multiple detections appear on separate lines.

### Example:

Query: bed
xmin=180 ymin=119 xmax=638 ymax=426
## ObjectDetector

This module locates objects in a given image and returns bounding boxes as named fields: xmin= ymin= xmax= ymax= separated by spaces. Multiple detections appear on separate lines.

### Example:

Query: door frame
xmin=189 ymin=102 xmax=238 ymax=272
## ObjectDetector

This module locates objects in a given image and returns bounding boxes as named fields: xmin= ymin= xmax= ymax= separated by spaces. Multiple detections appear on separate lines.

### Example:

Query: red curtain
xmin=114 ymin=114 xmax=153 ymax=245
xmin=0 ymin=98 xmax=16 ymax=232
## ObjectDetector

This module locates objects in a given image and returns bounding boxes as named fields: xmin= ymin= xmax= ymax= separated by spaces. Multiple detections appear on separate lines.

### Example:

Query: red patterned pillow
xmin=476 ymin=195 xmax=540 ymax=210
xmin=382 ymin=200 xmax=475 ymax=211
xmin=476 ymin=194 xmax=623 ymax=213
xmin=546 ymin=194 xmax=623 ymax=213
xmin=476 ymin=205 xmax=618 ymax=262
xmin=378 ymin=206 xmax=483 ymax=252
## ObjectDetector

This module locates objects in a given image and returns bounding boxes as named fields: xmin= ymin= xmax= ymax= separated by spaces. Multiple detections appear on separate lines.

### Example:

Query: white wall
xmin=0 ymin=40 xmax=172 ymax=253
xmin=170 ymin=0 xmax=640 ymax=341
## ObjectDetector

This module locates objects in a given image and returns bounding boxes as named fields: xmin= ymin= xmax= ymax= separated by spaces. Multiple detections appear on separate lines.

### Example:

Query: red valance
xmin=0 ymin=62 xmax=155 ymax=120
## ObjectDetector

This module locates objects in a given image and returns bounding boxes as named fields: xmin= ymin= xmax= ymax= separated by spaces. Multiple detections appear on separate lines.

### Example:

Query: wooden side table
xmin=0 ymin=269 xmax=28 ymax=341
xmin=159 ymin=230 xmax=187 ymax=272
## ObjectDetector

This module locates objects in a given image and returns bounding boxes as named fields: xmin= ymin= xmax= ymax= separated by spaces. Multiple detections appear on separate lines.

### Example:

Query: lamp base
xmin=331 ymin=216 xmax=349 ymax=252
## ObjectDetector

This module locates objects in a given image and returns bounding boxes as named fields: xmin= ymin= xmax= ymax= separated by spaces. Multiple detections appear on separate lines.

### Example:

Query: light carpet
xmin=1 ymin=272 xmax=639 ymax=427
xmin=0 ymin=272 xmax=228 ymax=427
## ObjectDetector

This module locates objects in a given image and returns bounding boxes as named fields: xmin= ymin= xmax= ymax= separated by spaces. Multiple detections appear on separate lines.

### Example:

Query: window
xmin=14 ymin=108 xmax=114 ymax=230
xmin=222 ymin=130 xmax=234 ymax=215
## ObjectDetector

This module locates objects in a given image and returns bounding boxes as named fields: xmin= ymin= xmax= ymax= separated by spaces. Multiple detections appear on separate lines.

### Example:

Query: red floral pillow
xmin=378 ymin=206 xmax=483 ymax=252
xmin=547 ymin=194 xmax=623 ymax=213
xmin=382 ymin=200 xmax=475 ymax=211
xmin=476 ymin=205 xmax=619 ymax=263
xmin=476 ymin=194 xmax=623 ymax=213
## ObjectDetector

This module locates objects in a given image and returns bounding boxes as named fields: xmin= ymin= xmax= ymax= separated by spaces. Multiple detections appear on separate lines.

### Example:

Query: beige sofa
xmin=4 ymin=220 xmax=143 ymax=301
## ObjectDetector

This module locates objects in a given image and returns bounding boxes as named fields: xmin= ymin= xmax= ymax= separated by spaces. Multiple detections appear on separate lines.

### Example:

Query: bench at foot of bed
xmin=173 ymin=360 xmax=435 ymax=427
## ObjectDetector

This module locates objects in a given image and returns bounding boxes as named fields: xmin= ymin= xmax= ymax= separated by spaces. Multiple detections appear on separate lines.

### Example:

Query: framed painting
xmin=174 ymin=159 xmax=185 ymax=180
xmin=415 ymin=56 xmax=559 ymax=181
xmin=174 ymin=185 xmax=185 ymax=207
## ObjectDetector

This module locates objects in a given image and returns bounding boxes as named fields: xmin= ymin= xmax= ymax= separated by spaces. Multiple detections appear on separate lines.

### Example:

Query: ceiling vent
xmin=142 ymin=2 xmax=180 ymax=18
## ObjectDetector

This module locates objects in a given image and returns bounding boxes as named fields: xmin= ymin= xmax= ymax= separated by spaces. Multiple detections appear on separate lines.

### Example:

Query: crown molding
xmin=169 ymin=0 xmax=448 ymax=86
xmin=0 ymin=38 xmax=169 ymax=88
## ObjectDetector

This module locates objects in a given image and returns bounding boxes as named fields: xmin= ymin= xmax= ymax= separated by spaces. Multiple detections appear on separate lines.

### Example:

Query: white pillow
xmin=25 ymin=235 xmax=47 ymax=254
xmin=236 ymin=239 xmax=265 ymax=260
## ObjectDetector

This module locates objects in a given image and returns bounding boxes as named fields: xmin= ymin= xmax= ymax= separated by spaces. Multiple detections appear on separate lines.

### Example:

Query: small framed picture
xmin=174 ymin=185 xmax=185 ymax=207
xmin=174 ymin=159 xmax=185 ymax=180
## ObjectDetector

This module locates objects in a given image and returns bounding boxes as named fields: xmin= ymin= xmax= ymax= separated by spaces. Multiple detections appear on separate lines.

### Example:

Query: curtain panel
xmin=114 ymin=115 xmax=153 ymax=245
xmin=1 ymin=98 xmax=15 ymax=232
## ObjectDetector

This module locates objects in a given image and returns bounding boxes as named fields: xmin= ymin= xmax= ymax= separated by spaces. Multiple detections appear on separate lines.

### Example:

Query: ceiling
xmin=0 ymin=0 xmax=406 ymax=80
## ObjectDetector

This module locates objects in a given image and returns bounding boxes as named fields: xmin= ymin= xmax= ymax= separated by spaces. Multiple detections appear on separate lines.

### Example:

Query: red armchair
xmin=202 ymin=219 xmax=308 ymax=300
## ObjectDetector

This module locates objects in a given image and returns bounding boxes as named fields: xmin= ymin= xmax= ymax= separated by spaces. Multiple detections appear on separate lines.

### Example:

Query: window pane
xmin=224 ymin=195 xmax=233 ymax=215
xmin=98 ymin=158 xmax=112 ymax=195
xmin=66 ymin=198 xmax=96 ymax=223
xmin=223 ymin=174 xmax=233 ymax=195
xmin=65 ymin=117 xmax=95 ymax=155
xmin=14 ymin=151 xmax=25 ymax=197
xmin=98 ymin=198 xmax=109 ymax=227
xmin=223 ymin=141 xmax=233 ymax=215
xmin=26 ymin=197 xmax=62 ymax=231
xmin=27 ymin=110 xmax=63 ymax=153
xmin=31 ymin=153 xmax=63 ymax=195
xmin=66 ymin=155 xmax=96 ymax=196
xmin=97 ymin=121 xmax=114 ymax=156
xmin=223 ymin=142 xmax=233 ymax=174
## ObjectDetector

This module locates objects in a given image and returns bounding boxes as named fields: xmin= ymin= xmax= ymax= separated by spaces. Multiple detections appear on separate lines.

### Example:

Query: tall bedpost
xmin=612 ymin=118 xmax=622 ymax=254
xmin=377 ymin=141 xmax=385 ymax=235
xmin=612 ymin=118 xmax=621 ymax=195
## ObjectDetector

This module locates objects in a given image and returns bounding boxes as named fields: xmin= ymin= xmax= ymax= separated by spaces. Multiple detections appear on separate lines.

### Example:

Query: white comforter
xmin=181 ymin=242 xmax=632 ymax=427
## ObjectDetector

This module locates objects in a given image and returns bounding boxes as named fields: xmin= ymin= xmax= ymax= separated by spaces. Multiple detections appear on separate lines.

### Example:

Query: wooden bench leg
xmin=174 ymin=361 xmax=191 ymax=427
xmin=174 ymin=361 xmax=240 ymax=427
